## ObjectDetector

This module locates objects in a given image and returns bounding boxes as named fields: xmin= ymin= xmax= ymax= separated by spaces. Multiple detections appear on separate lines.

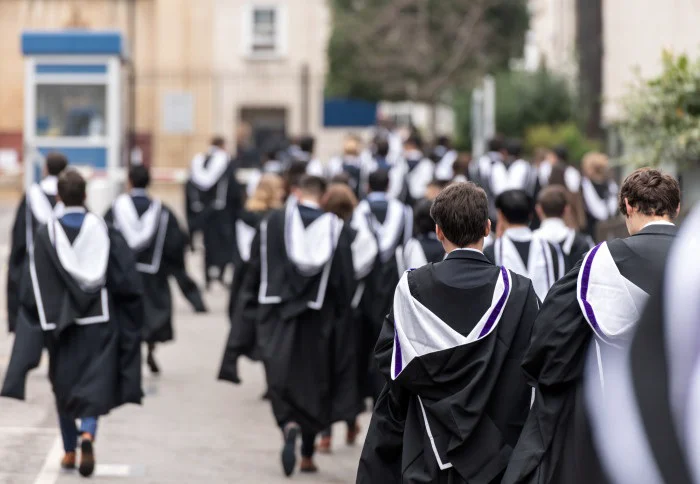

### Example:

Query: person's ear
xmin=624 ymin=198 xmax=634 ymax=218
xmin=485 ymin=219 xmax=492 ymax=238
xmin=435 ymin=224 xmax=445 ymax=242
xmin=535 ymin=204 xmax=544 ymax=221
xmin=675 ymin=203 xmax=681 ymax=219
xmin=563 ymin=204 xmax=572 ymax=219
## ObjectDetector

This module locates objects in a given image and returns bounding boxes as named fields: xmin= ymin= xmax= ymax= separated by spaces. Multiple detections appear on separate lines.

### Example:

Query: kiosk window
xmin=36 ymin=85 xmax=107 ymax=137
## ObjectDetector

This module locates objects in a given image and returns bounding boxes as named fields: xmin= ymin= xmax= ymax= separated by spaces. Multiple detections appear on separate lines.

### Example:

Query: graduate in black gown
xmin=7 ymin=152 xmax=68 ymax=332
xmin=357 ymin=182 xmax=540 ymax=484
xmin=185 ymin=136 xmax=243 ymax=288
xmin=315 ymin=182 xmax=379 ymax=453
xmin=484 ymin=190 xmax=562 ymax=301
xmin=503 ymin=168 xmax=681 ymax=484
xmin=105 ymin=165 xmax=206 ymax=375
xmin=358 ymin=170 xmax=413 ymax=400
xmin=398 ymin=135 xmax=435 ymax=206
xmin=236 ymin=175 xmax=356 ymax=476
xmin=2 ymin=170 xmax=144 ymax=477
xmin=396 ymin=198 xmax=445 ymax=274
xmin=219 ymin=173 xmax=285 ymax=384
xmin=579 ymin=205 xmax=700 ymax=484
xmin=580 ymin=152 xmax=619 ymax=240
xmin=533 ymin=185 xmax=593 ymax=272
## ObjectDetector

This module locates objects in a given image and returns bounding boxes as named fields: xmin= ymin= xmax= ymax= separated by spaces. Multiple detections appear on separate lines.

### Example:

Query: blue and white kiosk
xmin=21 ymin=30 xmax=129 ymax=214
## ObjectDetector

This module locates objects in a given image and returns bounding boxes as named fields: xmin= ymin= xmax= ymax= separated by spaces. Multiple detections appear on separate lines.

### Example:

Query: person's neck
xmin=503 ymin=223 xmax=530 ymax=232
xmin=628 ymin=215 xmax=674 ymax=235
xmin=297 ymin=196 xmax=321 ymax=209
xmin=442 ymin=239 xmax=483 ymax=254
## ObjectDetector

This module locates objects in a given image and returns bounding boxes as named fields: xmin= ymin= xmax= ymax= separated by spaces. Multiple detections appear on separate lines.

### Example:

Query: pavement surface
xmin=0 ymin=201 xmax=369 ymax=484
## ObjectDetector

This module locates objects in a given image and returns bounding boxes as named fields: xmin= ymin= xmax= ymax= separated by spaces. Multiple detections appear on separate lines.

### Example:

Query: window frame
xmin=242 ymin=3 xmax=288 ymax=60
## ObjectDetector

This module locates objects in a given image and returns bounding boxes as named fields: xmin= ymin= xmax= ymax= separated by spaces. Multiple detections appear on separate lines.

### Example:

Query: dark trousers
xmin=58 ymin=414 xmax=98 ymax=453
xmin=300 ymin=432 xmax=316 ymax=458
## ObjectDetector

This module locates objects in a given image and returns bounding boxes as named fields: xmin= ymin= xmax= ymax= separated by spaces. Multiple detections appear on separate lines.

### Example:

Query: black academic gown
xmin=240 ymin=204 xmax=357 ymax=433
xmin=105 ymin=195 xmax=206 ymax=344
xmin=6 ymin=188 xmax=58 ymax=333
xmin=219 ymin=208 xmax=270 ymax=383
xmin=556 ymin=232 xmax=592 ymax=273
xmin=185 ymin=159 xmax=243 ymax=284
xmin=360 ymin=197 xmax=412 ymax=400
xmin=1 ymin=216 xmax=144 ymax=417
xmin=357 ymin=250 xmax=539 ymax=484
xmin=502 ymin=224 xmax=677 ymax=484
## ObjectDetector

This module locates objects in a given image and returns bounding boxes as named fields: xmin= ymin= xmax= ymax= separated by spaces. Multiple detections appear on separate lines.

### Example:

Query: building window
xmin=36 ymin=84 xmax=107 ymax=138
xmin=244 ymin=4 xmax=287 ymax=59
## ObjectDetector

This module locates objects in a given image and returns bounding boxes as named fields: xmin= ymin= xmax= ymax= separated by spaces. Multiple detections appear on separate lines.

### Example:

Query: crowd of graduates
xmin=2 ymin=125 xmax=699 ymax=484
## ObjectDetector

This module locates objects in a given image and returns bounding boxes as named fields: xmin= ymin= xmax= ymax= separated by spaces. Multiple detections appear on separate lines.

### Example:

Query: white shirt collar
xmin=298 ymin=200 xmax=320 ymax=210
xmin=449 ymin=247 xmax=484 ymax=255
xmin=130 ymin=188 xmax=148 ymax=197
xmin=63 ymin=206 xmax=87 ymax=214
xmin=643 ymin=220 xmax=675 ymax=229
xmin=367 ymin=192 xmax=387 ymax=202
xmin=504 ymin=226 xmax=533 ymax=242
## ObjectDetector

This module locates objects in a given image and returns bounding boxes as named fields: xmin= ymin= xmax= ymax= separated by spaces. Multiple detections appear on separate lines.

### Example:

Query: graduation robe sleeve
xmin=502 ymin=260 xmax=592 ymax=484
xmin=6 ymin=197 xmax=28 ymax=333
xmin=106 ymin=229 xmax=146 ymax=407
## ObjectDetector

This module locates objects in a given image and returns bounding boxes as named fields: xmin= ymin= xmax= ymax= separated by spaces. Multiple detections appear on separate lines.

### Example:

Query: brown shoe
xmin=61 ymin=452 xmax=76 ymax=470
xmin=346 ymin=424 xmax=361 ymax=446
xmin=317 ymin=435 xmax=332 ymax=454
xmin=300 ymin=457 xmax=318 ymax=473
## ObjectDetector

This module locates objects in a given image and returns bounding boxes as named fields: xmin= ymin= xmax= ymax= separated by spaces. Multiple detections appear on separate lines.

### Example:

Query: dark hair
xmin=496 ymin=189 xmax=533 ymax=225
xmin=129 ymin=164 xmax=151 ymax=189
xmin=284 ymin=161 xmax=308 ymax=190
xmin=537 ymin=185 xmax=569 ymax=218
xmin=554 ymin=145 xmax=569 ymax=163
xmin=619 ymin=168 xmax=680 ymax=219
xmin=375 ymin=138 xmax=390 ymax=157
xmin=45 ymin=152 xmax=68 ymax=176
xmin=211 ymin=136 xmax=225 ymax=148
xmin=322 ymin=183 xmax=357 ymax=222
xmin=298 ymin=175 xmax=327 ymax=198
xmin=428 ymin=178 xmax=450 ymax=191
xmin=330 ymin=172 xmax=352 ymax=186
xmin=430 ymin=182 xmax=489 ymax=247
xmin=506 ymin=139 xmax=523 ymax=158
xmin=368 ymin=169 xmax=390 ymax=193
xmin=488 ymin=137 xmax=504 ymax=153
xmin=299 ymin=135 xmax=315 ymax=154
xmin=414 ymin=199 xmax=435 ymax=235
xmin=436 ymin=135 xmax=450 ymax=147
xmin=57 ymin=169 xmax=87 ymax=207
xmin=405 ymin=134 xmax=423 ymax=150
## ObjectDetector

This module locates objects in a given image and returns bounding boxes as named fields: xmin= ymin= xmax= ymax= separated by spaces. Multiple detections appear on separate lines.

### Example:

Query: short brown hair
xmin=430 ymin=182 xmax=489 ymax=247
xmin=45 ymin=152 xmax=68 ymax=176
xmin=57 ymin=169 xmax=86 ymax=207
xmin=619 ymin=168 xmax=680 ymax=218
xmin=537 ymin=185 xmax=569 ymax=218
xmin=298 ymin=175 xmax=327 ymax=198
xmin=322 ymin=183 xmax=358 ymax=222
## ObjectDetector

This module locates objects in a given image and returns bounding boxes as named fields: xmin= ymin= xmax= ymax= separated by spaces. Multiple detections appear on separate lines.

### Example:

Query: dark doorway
xmin=238 ymin=108 xmax=287 ymax=167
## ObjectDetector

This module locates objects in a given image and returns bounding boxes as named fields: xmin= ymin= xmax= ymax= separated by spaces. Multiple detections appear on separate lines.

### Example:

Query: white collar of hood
xmin=112 ymin=193 xmax=163 ymax=251
xmin=582 ymin=177 xmax=617 ymax=221
xmin=48 ymin=212 xmax=110 ymax=291
xmin=577 ymin=242 xmax=648 ymax=347
xmin=190 ymin=148 xmax=229 ymax=190
xmin=357 ymin=199 xmax=410 ymax=261
xmin=350 ymin=210 xmax=379 ymax=280
xmin=27 ymin=182 xmax=59 ymax=224
xmin=40 ymin=176 xmax=58 ymax=196
xmin=503 ymin=226 xmax=532 ymax=242
xmin=284 ymin=201 xmax=343 ymax=276
xmin=236 ymin=219 xmax=257 ymax=263
xmin=391 ymin=266 xmax=512 ymax=379
xmin=496 ymin=233 xmax=556 ymax=300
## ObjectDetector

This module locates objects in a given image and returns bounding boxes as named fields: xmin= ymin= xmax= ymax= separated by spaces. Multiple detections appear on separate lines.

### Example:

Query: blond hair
xmin=246 ymin=173 xmax=284 ymax=212
xmin=581 ymin=152 xmax=609 ymax=181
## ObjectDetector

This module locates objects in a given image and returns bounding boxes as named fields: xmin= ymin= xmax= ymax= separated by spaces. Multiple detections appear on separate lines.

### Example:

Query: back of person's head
xmin=45 ymin=152 xmax=68 ymax=176
xmin=534 ymin=147 xmax=551 ymax=165
xmin=322 ymin=183 xmax=358 ymax=222
xmin=375 ymin=138 xmax=390 ymax=158
xmin=581 ymin=152 xmax=610 ymax=181
xmin=343 ymin=135 xmax=360 ymax=156
xmin=414 ymin=199 xmax=435 ymax=235
xmin=246 ymin=173 xmax=285 ymax=212
xmin=554 ymin=145 xmax=569 ymax=163
xmin=284 ymin=161 xmax=308 ymax=191
xmin=299 ymin=136 xmax=315 ymax=154
xmin=129 ymin=164 xmax=151 ymax=189
xmin=488 ymin=137 xmax=504 ymax=153
xmin=496 ymin=189 xmax=533 ymax=225
xmin=368 ymin=169 xmax=390 ymax=193
xmin=619 ymin=168 xmax=680 ymax=219
xmin=404 ymin=134 xmax=423 ymax=150
xmin=436 ymin=135 xmax=450 ymax=148
xmin=537 ymin=185 xmax=569 ymax=219
xmin=506 ymin=139 xmax=523 ymax=159
xmin=424 ymin=179 xmax=450 ymax=201
xmin=298 ymin=175 xmax=327 ymax=200
xmin=211 ymin=136 xmax=225 ymax=149
xmin=330 ymin=172 xmax=352 ymax=186
xmin=430 ymin=182 xmax=489 ymax=247
xmin=57 ymin=169 xmax=87 ymax=207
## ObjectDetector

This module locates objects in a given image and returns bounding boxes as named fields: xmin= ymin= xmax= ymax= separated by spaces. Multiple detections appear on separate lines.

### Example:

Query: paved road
xmin=0 ymin=201 xmax=368 ymax=484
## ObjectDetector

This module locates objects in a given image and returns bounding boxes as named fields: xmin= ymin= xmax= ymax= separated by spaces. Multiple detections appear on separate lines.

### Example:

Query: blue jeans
xmin=58 ymin=415 xmax=98 ymax=453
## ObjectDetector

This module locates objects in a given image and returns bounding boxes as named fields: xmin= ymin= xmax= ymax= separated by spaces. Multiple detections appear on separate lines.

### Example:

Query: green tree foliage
xmin=525 ymin=123 xmax=601 ymax=164
xmin=618 ymin=52 xmax=700 ymax=168
xmin=326 ymin=0 xmax=529 ymax=103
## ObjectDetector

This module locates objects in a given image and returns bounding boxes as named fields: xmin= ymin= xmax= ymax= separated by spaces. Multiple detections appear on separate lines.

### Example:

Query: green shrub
xmin=524 ymin=122 xmax=601 ymax=164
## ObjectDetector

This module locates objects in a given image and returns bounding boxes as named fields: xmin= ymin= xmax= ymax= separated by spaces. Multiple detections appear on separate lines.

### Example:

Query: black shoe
xmin=281 ymin=424 xmax=299 ymax=477
xmin=146 ymin=351 xmax=160 ymax=375
xmin=79 ymin=439 xmax=95 ymax=477
xmin=219 ymin=358 xmax=241 ymax=385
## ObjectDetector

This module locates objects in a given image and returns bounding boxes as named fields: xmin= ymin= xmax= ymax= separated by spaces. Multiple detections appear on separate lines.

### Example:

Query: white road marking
xmin=95 ymin=464 xmax=132 ymax=477
xmin=33 ymin=436 xmax=62 ymax=484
